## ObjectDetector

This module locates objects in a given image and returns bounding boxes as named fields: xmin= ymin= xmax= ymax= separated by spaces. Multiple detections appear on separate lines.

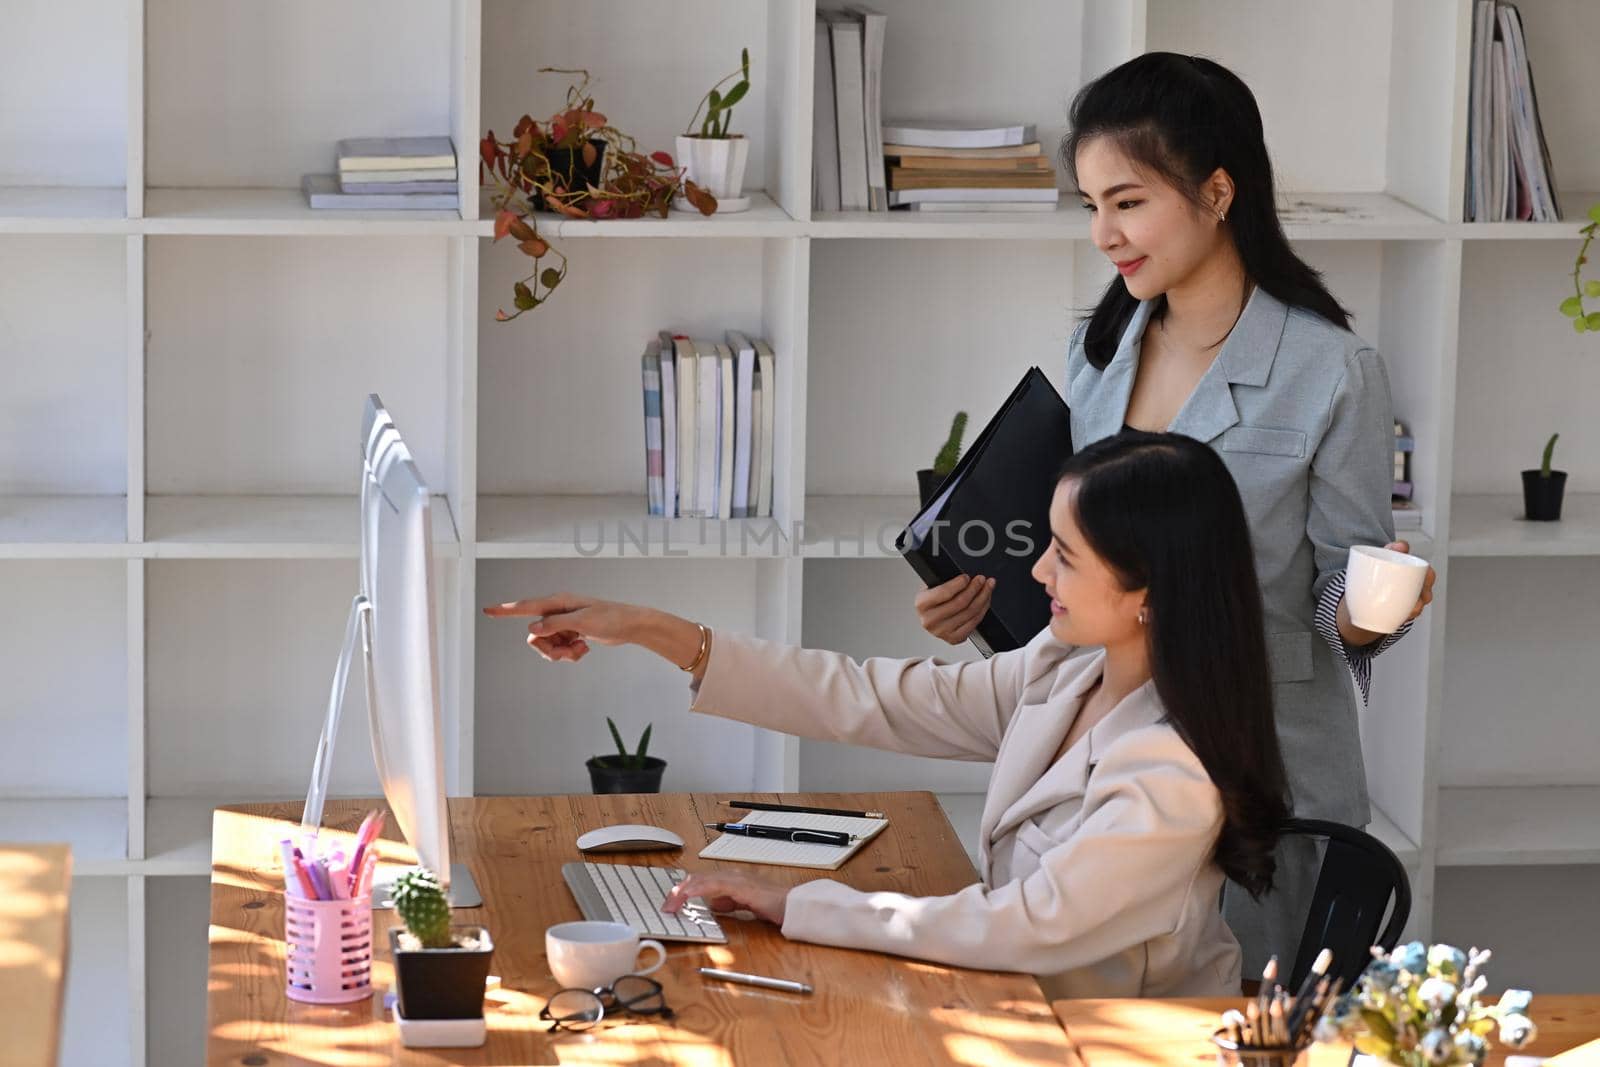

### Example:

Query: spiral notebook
xmin=698 ymin=810 xmax=890 ymax=871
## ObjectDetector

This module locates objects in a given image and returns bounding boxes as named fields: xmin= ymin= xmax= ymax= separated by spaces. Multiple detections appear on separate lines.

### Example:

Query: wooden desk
xmin=1054 ymin=995 xmax=1600 ymax=1066
xmin=0 ymin=843 xmax=72 ymax=1067
xmin=207 ymin=792 xmax=1073 ymax=1065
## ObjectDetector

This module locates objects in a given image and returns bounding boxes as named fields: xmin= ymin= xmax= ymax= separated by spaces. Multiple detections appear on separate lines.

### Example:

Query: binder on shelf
xmin=895 ymin=367 xmax=1072 ymax=656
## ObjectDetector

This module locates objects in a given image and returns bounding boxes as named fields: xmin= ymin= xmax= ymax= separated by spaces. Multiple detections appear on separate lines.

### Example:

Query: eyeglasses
xmin=540 ymin=975 xmax=675 ymax=1032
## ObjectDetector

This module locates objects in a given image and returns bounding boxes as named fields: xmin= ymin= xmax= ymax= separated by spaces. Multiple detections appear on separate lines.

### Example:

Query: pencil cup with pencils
xmin=281 ymin=812 xmax=383 ymax=1004
xmin=1214 ymin=948 xmax=1342 ymax=1067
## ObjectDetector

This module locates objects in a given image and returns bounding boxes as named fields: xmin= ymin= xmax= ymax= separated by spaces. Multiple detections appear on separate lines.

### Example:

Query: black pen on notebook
xmin=726 ymin=800 xmax=886 ymax=819
xmin=704 ymin=822 xmax=854 ymax=847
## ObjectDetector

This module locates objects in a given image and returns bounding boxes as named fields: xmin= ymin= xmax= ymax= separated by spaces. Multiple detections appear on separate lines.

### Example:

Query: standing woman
xmin=912 ymin=52 xmax=1436 ymax=975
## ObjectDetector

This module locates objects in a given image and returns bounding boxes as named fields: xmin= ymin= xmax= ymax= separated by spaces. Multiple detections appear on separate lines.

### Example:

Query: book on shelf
xmin=907 ymin=201 xmax=1059 ymax=213
xmin=338 ymin=168 xmax=456 ymax=185
xmin=850 ymin=5 xmax=888 ymax=211
xmin=644 ymin=331 xmax=777 ymax=519
xmin=812 ymin=17 xmax=842 ymax=212
xmin=696 ymin=341 xmax=721 ymax=519
xmin=821 ymin=11 xmax=870 ymax=211
xmin=888 ymin=185 xmax=1060 ymax=206
xmin=301 ymin=175 xmax=457 ymax=210
xmin=658 ymin=331 xmax=678 ymax=520
xmin=888 ymin=168 xmax=1057 ymax=191
xmin=754 ymin=339 xmax=776 ymax=518
xmin=717 ymin=343 xmax=736 ymax=521
xmin=883 ymin=142 xmax=1043 ymax=160
xmin=673 ymin=336 xmax=698 ymax=518
xmin=880 ymin=120 xmax=1036 ymax=150
xmin=1465 ymin=1 xmax=1560 ymax=222
xmin=338 ymin=178 xmax=457 ymax=194
xmin=336 ymin=136 xmax=456 ymax=172
xmin=641 ymin=341 xmax=665 ymax=517
xmin=896 ymin=154 xmax=1051 ymax=172
xmin=1392 ymin=499 xmax=1423 ymax=531
xmin=727 ymin=331 xmax=757 ymax=518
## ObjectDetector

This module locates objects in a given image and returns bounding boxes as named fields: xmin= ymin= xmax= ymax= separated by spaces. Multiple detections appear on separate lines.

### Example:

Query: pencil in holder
xmin=285 ymin=893 xmax=374 ymax=1004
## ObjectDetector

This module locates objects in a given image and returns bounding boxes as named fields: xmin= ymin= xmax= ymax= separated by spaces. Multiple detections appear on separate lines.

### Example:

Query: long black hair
xmin=1058 ymin=430 xmax=1290 ymax=898
xmin=1060 ymin=52 xmax=1350 ymax=370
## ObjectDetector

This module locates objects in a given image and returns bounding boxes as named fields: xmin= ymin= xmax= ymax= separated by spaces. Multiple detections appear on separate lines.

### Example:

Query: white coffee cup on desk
xmin=1345 ymin=545 xmax=1429 ymax=634
xmin=546 ymin=920 xmax=665 ymax=991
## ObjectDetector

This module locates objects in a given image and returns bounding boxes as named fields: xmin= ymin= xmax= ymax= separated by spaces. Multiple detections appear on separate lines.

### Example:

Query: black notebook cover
xmin=895 ymin=367 xmax=1073 ymax=656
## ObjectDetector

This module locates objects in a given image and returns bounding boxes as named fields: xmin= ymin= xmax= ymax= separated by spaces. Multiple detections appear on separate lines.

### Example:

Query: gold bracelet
xmin=678 ymin=623 xmax=711 ymax=673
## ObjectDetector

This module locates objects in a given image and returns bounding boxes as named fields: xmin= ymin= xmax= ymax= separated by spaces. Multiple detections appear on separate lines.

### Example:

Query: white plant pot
xmin=675 ymin=134 xmax=750 ymax=211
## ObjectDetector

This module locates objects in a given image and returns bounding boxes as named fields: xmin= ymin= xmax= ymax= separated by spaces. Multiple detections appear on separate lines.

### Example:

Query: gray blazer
xmin=1067 ymin=287 xmax=1399 ymax=826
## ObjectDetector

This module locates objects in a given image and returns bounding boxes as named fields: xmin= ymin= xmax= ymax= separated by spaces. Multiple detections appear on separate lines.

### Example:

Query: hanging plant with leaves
xmin=1558 ymin=202 xmax=1600 ymax=333
xmin=481 ymin=68 xmax=719 ymax=321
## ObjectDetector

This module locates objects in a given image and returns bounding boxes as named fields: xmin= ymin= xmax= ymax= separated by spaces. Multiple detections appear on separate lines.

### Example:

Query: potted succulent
xmin=1314 ymin=942 xmax=1536 ymax=1066
xmin=676 ymin=48 xmax=753 ymax=211
xmin=587 ymin=717 xmax=666 ymax=794
xmin=481 ymin=68 xmax=718 ymax=320
xmin=1522 ymin=432 xmax=1567 ymax=521
xmin=387 ymin=868 xmax=494 ymax=1025
xmin=918 ymin=411 xmax=967 ymax=507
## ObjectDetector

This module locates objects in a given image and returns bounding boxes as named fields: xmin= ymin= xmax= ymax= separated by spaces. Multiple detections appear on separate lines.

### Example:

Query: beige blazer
xmin=689 ymin=628 xmax=1242 ymax=999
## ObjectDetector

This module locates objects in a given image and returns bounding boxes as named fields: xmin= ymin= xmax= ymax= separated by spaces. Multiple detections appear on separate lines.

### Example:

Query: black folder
xmin=895 ymin=367 xmax=1073 ymax=656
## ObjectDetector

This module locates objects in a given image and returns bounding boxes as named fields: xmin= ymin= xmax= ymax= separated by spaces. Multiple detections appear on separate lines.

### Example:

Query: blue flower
xmin=1395 ymin=941 xmax=1430 ymax=975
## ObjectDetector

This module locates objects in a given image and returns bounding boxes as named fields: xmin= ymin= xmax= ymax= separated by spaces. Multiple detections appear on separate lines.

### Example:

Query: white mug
xmin=545 ymin=920 xmax=665 ymax=992
xmin=1345 ymin=545 xmax=1428 ymax=634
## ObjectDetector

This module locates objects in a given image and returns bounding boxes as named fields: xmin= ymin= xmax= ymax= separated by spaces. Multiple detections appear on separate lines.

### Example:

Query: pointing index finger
xmin=483 ymin=596 xmax=563 ymax=618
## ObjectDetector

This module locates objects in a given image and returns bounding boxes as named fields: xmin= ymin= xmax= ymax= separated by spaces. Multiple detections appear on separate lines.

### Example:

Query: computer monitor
xmin=301 ymin=394 xmax=480 ymax=908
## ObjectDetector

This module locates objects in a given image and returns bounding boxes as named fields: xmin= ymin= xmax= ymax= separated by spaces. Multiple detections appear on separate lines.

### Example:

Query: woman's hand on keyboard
xmin=662 ymin=871 xmax=790 ymax=926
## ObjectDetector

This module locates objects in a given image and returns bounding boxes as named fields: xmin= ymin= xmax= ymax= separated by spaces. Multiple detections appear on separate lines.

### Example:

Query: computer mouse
xmin=575 ymin=824 xmax=685 ymax=853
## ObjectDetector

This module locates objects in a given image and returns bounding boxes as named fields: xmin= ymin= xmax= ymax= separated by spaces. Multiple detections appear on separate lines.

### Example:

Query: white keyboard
xmin=561 ymin=862 xmax=727 ymax=944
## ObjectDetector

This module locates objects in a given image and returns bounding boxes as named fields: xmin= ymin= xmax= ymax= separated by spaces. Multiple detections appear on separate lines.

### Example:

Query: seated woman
xmin=484 ymin=431 xmax=1291 ymax=998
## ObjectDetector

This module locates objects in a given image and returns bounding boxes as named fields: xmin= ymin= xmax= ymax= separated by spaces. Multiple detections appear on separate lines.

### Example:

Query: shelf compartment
xmin=1437 ymin=786 xmax=1600 ymax=866
xmin=478 ymin=494 xmax=785 ymax=560
xmin=146 ymin=236 xmax=455 ymax=498
xmin=144 ymin=494 xmax=459 ymax=559
xmin=1450 ymin=494 xmax=1600 ymax=557
xmin=143 ymin=188 xmax=468 ymax=237
xmin=0 ymin=187 xmax=129 ymax=233
xmin=0 ymin=561 xmax=129 ymax=801
xmin=0 ymin=799 xmax=129 ymax=876
xmin=475 ymin=558 xmax=772 ymax=795
xmin=0 ymin=496 xmax=131 ymax=558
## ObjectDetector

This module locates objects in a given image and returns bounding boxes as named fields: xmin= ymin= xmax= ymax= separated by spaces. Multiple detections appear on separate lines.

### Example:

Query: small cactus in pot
xmin=388 ymin=866 xmax=495 ymax=1024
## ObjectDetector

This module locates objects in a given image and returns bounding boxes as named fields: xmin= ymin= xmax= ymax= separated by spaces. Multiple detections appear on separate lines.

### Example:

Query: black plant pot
xmin=587 ymin=756 xmax=667 ymax=794
xmin=917 ymin=468 xmax=947 ymax=509
xmin=389 ymin=926 xmax=495 ymax=1021
xmin=1522 ymin=469 xmax=1568 ymax=521
xmin=531 ymin=138 xmax=608 ymax=211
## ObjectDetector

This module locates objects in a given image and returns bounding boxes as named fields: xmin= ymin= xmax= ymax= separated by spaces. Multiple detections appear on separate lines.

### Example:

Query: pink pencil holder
xmin=285 ymin=893 xmax=374 ymax=1004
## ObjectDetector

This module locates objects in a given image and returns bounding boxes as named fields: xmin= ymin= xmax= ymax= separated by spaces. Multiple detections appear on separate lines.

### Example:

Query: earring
xmin=1138 ymin=607 xmax=1149 ymax=625
xmin=1217 ymin=209 xmax=1227 ymax=222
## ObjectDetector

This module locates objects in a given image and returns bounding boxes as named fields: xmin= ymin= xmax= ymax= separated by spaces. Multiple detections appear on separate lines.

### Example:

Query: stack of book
xmin=1465 ymin=1 xmax=1560 ymax=222
xmin=641 ymin=331 xmax=777 ymax=519
xmin=302 ymin=136 xmax=459 ymax=210
xmin=814 ymin=7 xmax=888 ymax=212
xmin=1392 ymin=420 xmax=1422 ymax=531
xmin=881 ymin=121 xmax=1058 ymax=212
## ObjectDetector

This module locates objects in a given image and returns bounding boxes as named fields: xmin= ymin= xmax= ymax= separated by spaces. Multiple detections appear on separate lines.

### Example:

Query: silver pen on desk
xmin=699 ymin=967 xmax=814 ymax=995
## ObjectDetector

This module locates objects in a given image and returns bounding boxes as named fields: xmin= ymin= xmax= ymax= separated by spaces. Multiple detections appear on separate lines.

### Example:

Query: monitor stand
xmin=370 ymin=863 xmax=484 ymax=909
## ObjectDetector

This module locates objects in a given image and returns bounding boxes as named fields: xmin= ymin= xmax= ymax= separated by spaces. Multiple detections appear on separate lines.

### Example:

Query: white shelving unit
xmin=7 ymin=1 xmax=1600 ymax=1060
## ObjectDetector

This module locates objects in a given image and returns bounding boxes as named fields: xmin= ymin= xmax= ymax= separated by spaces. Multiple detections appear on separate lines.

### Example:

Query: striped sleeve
xmin=1313 ymin=568 xmax=1412 ymax=703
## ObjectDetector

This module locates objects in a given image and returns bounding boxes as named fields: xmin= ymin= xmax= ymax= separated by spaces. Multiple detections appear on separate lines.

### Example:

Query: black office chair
xmin=1280 ymin=817 xmax=1411 ymax=990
